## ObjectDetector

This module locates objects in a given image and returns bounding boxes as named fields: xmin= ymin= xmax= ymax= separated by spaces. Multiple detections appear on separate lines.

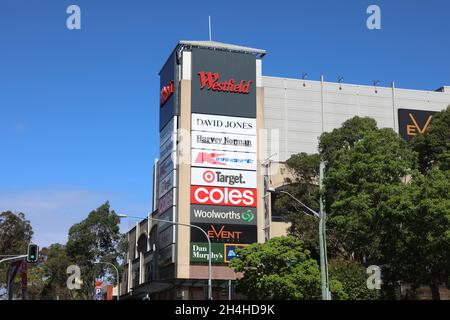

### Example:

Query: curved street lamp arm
xmin=94 ymin=261 xmax=120 ymax=300
xmin=278 ymin=190 xmax=320 ymax=219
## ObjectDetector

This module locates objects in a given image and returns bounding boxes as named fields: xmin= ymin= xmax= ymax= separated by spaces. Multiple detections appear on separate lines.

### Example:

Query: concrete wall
xmin=263 ymin=76 xmax=450 ymax=161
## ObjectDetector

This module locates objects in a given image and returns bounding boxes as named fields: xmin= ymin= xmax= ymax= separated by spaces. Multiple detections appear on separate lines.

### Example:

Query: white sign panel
xmin=191 ymin=167 xmax=256 ymax=188
xmin=160 ymin=117 xmax=174 ymax=146
xmin=191 ymin=131 xmax=257 ymax=153
xmin=192 ymin=113 xmax=256 ymax=135
xmin=158 ymin=153 xmax=175 ymax=180
xmin=158 ymin=171 xmax=175 ymax=198
xmin=191 ymin=149 xmax=257 ymax=171
xmin=160 ymin=135 xmax=174 ymax=163
xmin=158 ymin=188 xmax=175 ymax=213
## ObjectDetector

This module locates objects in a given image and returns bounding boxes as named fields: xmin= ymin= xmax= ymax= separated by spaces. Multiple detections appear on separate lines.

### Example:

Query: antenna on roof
xmin=208 ymin=16 xmax=212 ymax=41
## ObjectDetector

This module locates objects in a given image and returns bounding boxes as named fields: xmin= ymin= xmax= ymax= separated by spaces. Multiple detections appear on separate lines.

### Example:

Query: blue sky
xmin=1 ymin=0 xmax=449 ymax=247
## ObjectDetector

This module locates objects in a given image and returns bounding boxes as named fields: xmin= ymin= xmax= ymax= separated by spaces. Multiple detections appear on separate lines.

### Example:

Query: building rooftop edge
xmin=262 ymin=75 xmax=450 ymax=94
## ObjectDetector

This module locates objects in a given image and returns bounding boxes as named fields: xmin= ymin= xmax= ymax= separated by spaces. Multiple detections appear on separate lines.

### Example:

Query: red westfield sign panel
xmin=160 ymin=80 xmax=174 ymax=107
xmin=198 ymin=72 xmax=252 ymax=94
xmin=191 ymin=186 xmax=257 ymax=207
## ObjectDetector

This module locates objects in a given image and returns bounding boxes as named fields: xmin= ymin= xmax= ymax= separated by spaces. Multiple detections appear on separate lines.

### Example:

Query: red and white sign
xmin=160 ymin=81 xmax=174 ymax=107
xmin=191 ymin=186 xmax=257 ymax=207
xmin=191 ymin=149 xmax=257 ymax=171
xmin=191 ymin=167 xmax=256 ymax=188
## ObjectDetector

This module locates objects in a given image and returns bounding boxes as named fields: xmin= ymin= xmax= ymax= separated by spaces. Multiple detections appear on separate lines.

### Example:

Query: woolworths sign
xmin=190 ymin=205 xmax=257 ymax=225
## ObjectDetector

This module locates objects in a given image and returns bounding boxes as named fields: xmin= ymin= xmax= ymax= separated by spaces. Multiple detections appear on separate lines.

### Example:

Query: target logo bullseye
xmin=202 ymin=170 xmax=215 ymax=183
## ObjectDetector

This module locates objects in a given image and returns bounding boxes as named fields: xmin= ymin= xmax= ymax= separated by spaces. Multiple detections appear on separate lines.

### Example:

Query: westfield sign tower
xmin=153 ymin=40 xmax=266 ymax=296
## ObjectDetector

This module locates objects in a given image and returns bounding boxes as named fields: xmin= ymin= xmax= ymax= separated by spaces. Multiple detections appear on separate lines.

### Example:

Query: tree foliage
xmin=323 ymin=125 xmax=417 ymax=263
xmin=328 ymin=259 xmax=379 ymax=300
xmin=273 ymin=108 xmax=449 ymax=300
xmin=230 ymin=236 xmax=322 ymax=299
xmin=66 ymin=201 xmax=122 ymax=300
xmin=412 ymin=105 xmax=450 ymax=173
xmin=0 ymin=211 xmax=33 ymax=299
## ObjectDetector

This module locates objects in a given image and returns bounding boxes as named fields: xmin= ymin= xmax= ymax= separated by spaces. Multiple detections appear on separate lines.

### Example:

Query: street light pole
xmin=268 ymin=183 xmax=331 ymax=300
xmin=94 ymin=261 xmax=120 ymax=300
xmin=119 ymin=214 xmax=213 ymax=300
xmin=319 ymin=161 xmax=331 ymax=300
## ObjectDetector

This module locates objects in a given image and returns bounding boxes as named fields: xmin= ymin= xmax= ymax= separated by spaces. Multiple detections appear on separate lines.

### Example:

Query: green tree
xmin=229 ymin=236 xmax=346 ymax=299
xmin=276 ymin=153 xmax=345 ymax=260
xmin=328 ymin=259 xmax=380 ymax=300
xmin=322 ymin=122 xmax=417 ymax=264
xmin=66 ymin=202 xmax=122 ymax=300
xmin=383 ymin=170 xmax=450 ymax=300
xmin=0 ymin=211 xmax=33 ymax=299
xmin=30 ymin=244 xmax=73 ymax=300
xmin=412 ymin=105 xmax=450 ymax=173
xmin=273 ymin=153 xmax=321 ymax=257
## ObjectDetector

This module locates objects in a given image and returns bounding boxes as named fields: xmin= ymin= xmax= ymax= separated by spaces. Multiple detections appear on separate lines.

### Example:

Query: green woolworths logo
xmin=241 ymin=210 xmax=255 ymax=222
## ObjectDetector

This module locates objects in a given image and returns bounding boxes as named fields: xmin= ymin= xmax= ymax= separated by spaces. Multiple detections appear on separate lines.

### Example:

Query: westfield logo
xmin=160 ymin=81 xmax=174 ymax=107
xmin=198 ymin=72 xmax=252 ymax=94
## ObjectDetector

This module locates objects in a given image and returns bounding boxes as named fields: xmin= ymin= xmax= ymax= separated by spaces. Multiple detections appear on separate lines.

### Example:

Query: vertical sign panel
xmin=189 ymin=48 xmax=258 ymax=265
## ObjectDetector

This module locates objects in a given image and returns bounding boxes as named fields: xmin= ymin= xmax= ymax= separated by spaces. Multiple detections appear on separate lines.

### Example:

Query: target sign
xmin=191 ymin=167 xmax=256 ymax=188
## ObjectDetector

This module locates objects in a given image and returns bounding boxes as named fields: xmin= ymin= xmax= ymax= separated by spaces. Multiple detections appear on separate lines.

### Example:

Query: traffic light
xmin=27 ymin=244 xmax=39 ymax=263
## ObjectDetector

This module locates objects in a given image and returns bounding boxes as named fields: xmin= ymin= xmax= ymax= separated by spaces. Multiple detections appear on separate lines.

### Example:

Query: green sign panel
xmin=190 ymin=242 xmax=225 ymax=264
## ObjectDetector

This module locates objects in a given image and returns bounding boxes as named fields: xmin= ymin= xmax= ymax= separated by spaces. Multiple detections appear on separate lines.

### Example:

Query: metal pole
xmin=208 ymin=16 xmax=212 ymax=41
xmin=120 ymin=215 xmax=213 ymax=300
xmin=392 ymin=81 xmax=397 ymax=133
xmin=1 ymin=255 xmax=27 ymax=300
xmin=94 ymin=261 xmax=120 ymax=300
xmin=269 ymin=186 xmax=330 ymax=299
xmin=319 ymin=161 xmax=330 ymax=300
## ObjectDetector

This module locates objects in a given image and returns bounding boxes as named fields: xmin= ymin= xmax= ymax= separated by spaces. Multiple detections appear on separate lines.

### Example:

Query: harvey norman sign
xmin=191 ymin=131 xmax=256 ymax=153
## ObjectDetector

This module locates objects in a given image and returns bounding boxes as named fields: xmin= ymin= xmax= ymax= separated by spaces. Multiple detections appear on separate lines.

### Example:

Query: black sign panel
xmin=159 ymin=52 xmax=178 ymax=131
xmin=191 ymin=223 xmax=257 ymax=244
xmin=398 ymin=109 xmax=436 ymax=141
xmin=191 ymin=48 xmax=257 ymax=118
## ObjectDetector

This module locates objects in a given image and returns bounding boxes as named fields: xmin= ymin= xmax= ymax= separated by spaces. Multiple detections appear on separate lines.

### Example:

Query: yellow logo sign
xmin=406 ymin=113 xmax=433 ymax=137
